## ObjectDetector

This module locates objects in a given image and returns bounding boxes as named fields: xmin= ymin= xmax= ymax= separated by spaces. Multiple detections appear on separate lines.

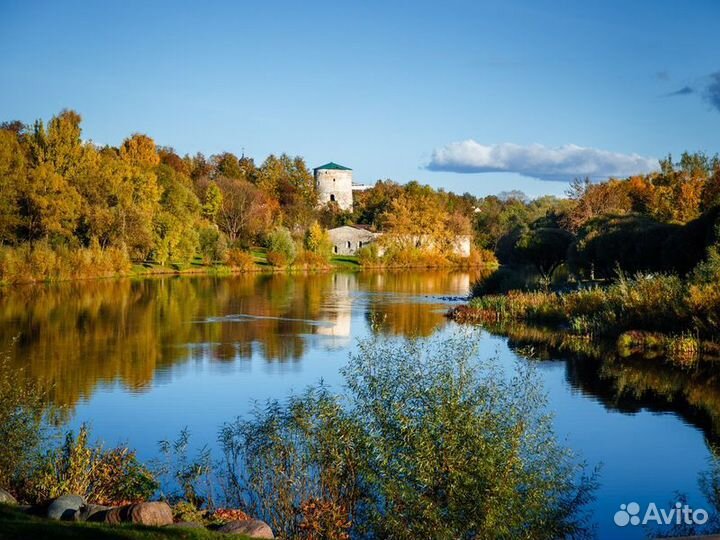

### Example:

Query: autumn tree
xmin=256 ymin=154 xmax=316 ymax=231
xmin=21 ymin=163 xmax=82 ymax=241
xmin=563 ymin=177 xmax=632 ymax=232
xmin=304 ymin=222 xmax=333 ymax=259
xmin=158 ymin=147 xmax=190 ymax=175
xmin=120 ymin=134 xmax=160 ymax=168
xmin=352 ymin=180 xmax=404 ymax=229
xmin=216 ymin=177 xmax=277 ymax=246
xmin=0 ymin=129 xmax=25 ymax=243
xmin=26 ymin=110 xmax=86 ymax=179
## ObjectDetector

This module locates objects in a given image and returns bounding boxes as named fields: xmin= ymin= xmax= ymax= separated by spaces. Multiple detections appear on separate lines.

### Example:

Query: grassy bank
xmin=449 ymin=272 xmax=720 ymax=339
xmin=0 ymin=504 xmax=247 ymax=540
xmin=0 ymin=243 xmax=367 ymax=285
xmin=0 ymin=242 xmax=496 ymax=286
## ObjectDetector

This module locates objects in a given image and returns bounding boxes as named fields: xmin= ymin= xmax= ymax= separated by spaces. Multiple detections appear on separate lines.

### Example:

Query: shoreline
xmin=0 ymin=259 xmax=497 ymax=287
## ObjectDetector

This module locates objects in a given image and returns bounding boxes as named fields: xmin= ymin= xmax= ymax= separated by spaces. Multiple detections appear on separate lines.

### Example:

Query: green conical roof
xmin=314 ymin=162 xmax=352 ymax=171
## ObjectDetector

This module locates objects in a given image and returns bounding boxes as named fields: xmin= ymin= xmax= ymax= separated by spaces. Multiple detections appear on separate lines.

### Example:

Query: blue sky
xmin=1 ymin=0 xmax=719 ymax=197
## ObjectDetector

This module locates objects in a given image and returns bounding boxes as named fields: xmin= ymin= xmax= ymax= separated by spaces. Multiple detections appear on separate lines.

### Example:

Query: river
xmin=0 ymin=270 xmax=714 ymax=539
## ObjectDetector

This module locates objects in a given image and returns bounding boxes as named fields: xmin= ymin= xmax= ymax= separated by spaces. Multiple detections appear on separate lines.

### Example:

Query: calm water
xmin=1 ymin=271 xmax=715 ymax=539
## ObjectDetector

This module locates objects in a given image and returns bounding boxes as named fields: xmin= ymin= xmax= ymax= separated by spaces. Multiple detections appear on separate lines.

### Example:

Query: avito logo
xmin=614 ymin=501 xmax=708 ymax=527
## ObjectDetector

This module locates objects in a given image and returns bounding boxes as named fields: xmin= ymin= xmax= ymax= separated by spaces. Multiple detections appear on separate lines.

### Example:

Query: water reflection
xmin=497 ymin=322 xmax=720 ymax=444
xmin=0 ymin=271 xmax=481 ymax=410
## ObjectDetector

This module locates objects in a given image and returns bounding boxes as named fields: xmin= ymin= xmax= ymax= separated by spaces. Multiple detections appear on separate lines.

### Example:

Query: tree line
xmin=490 ymin=152 xmax=720 ymax=283
xmin=0 ymin=110 xmax=489 ymax=273
xmin=2 ymin=109 xmax=718 ymax=281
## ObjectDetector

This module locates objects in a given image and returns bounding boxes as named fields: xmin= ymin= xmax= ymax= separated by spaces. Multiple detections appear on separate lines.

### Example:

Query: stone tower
xmin=314 ymin=162 xmax=353 ymax=212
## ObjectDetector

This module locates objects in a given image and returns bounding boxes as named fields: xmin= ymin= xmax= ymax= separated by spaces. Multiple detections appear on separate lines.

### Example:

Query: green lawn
xmin=331 ymin=255 xmax=360 ymax=268
xmin=0 ymin=504 xmax=249 ymax=540
xmin=130 ymin=250 xmax=360 ymax=275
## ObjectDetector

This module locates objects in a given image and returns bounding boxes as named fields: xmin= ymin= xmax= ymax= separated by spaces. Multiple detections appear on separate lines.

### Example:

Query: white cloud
xmin=426 ymin=141 xmax=659 ymax=182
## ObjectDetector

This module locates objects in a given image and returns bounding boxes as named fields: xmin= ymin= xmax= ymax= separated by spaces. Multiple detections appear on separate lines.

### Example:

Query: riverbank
xmin=0 ymin=243 xmax=497 ymax=286
xmin=0 ymin=334 xmax=598 ymax=540
xmin=0 ymin=503 xmax=254 ymax=540
xmin=448 ymin=271 xmax=720 ymax=341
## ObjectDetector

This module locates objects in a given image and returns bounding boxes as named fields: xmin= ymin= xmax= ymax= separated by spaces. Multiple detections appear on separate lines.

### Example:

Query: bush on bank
xmin=357 ymin=244 xmax=498 ymax=269
xmin=0 ymin=241 xmax=131 ymax=284
xmin=219 ymin=333 xmax=596 ymax=539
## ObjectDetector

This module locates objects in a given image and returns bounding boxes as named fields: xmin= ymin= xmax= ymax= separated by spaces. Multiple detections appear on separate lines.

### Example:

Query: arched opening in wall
xmin=334 ymin=245 xmax=338 ymax=254
xmin=330 ymin=194 xmax=336 ymax=202
xmin=347 ymin=241 xmax=351 ymax=249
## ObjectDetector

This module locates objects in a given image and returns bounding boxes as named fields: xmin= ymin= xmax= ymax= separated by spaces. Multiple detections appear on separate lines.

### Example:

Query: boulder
xmin=76 ymin=503 xmax=111 ymax=522
xmin=47 ymin=494 xmax=85 ymax=520
xmin=101 ymin=502 xmax=173 ymax=527
xmin=217 ymin=518 xmax=274 ymax=538
xmin=126 ymin=502 xmax=174 ymax=526
xmin=98 ymin=506 xmax=124 ymax=525
xmin=0 ymin=488 xmax=17 ymax=505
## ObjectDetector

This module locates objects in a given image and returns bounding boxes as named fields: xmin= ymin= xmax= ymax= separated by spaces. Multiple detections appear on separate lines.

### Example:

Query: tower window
xmin=347 ymin=241 xmax=351 ymax=248
xmin=334 ymin=245 xmax=338 ymax=254
xmin=330 ymin=194 xmax=336 ymax=202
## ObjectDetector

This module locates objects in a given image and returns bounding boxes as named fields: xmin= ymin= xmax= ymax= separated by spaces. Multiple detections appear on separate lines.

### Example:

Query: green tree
xmin=201 ymin=182 xmax=223 ymax=223
xmin=198 ymin=226 xmax=228 ymax=265
xmin=212 ymin=152 xmax=243 ymax=179
xmin=266 ymin=226 xmax=296 ymax=262
xmin=514 ymin=226 xmax=574 ymax=284
xmin=152 ymin=165 xmax=201 ymax=265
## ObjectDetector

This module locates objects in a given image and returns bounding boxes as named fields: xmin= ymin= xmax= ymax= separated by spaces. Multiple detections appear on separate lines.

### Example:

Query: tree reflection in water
xmin=0 ymin=271 xmax=484 ymax=410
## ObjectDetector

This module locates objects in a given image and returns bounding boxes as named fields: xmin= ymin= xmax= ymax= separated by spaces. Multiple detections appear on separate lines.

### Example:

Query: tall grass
xmin=358 ymin=245 xmax=498 ymax=269
xmin=0 ymin=241 xmax=131 ymax=284
xmin=458 ymin=272 xmax=720 ymax=337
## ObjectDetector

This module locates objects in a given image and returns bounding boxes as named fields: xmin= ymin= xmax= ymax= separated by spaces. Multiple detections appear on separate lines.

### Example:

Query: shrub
xmin=226 ymin=249 xmax=256 ymax=271
xmin=155 ymin=429 xmax=213 ymax=508
xmin=303 ymin=222 xmax=332 ymax=260
xmin=22 ymin=424 xmax=157 ymax=505
xmin=266 ymin=226 xmax=296 ymax=263
xmin=0 ymin=241 xmax=131 ymax=284
xmin=380 ymin=246 xmax=450 ymax=268
xmin=0 ymin=359 xmax=46 ymax=491
xmin=198 ymin=227 xmax=228 ymax=265
xmin=219 ymin=386 xmax=362 ymax=539
xmin=356 ymin=243 xmax=381 ymax=266
xmin=219 ymin=334 xmax=596 ymax=540
xmin=466 ymin=247 xmax=499 ymax=267
xmin=293 ymin=250 xmax=331 ymax=269
xmin=266 ymin=251 xmax=288 ymax=267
